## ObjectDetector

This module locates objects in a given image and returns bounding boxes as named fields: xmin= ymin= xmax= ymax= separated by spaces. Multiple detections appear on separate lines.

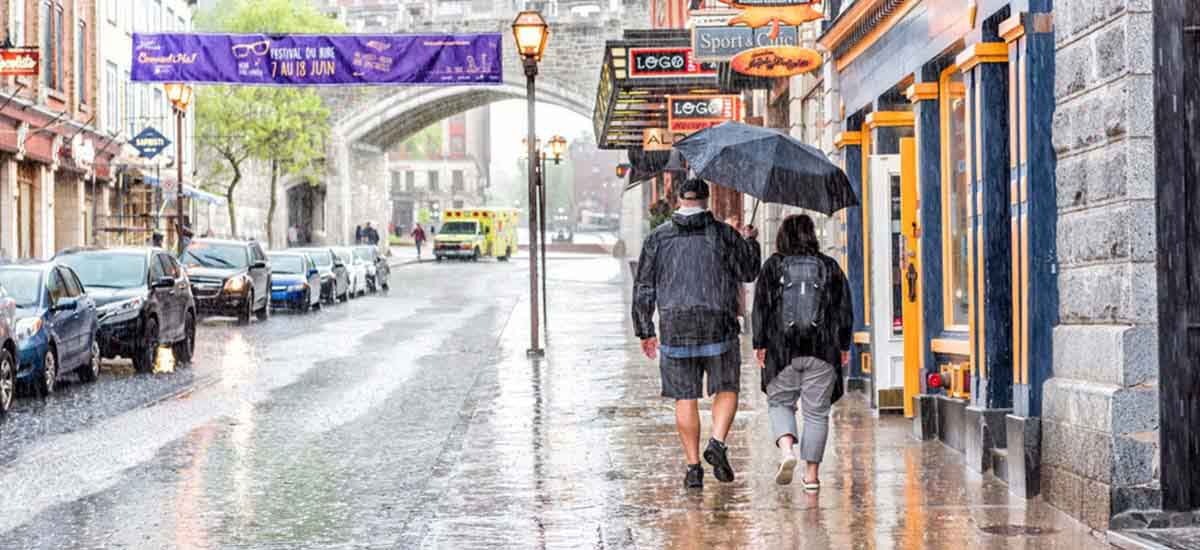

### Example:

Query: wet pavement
xmin=0 ymin=254 xmax=1115 ymax=549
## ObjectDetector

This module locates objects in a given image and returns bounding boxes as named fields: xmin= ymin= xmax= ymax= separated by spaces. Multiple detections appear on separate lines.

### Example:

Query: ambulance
xmin=433 ymin=208 xmax=519 ymax=262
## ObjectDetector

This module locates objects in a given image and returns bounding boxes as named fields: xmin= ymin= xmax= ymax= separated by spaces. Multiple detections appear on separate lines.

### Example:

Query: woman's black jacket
xmin=752 ymin=252 xmax=854 ymax=401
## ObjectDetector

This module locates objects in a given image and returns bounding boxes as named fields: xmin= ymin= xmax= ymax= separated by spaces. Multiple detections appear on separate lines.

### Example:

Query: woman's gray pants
xmin=766 ymin=356 xmax=835 ymax=464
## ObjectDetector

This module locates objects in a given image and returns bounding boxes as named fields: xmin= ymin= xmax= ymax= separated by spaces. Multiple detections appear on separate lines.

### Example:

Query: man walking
xmin=633 ymin=178 xmax=761 ymax=489
xmin=411 ymin=223 xmax=427 ymax=261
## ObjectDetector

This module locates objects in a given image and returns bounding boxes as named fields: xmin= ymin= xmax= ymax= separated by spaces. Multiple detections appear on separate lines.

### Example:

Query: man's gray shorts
xmin=659 ymin=348 xmax=741 ymax=400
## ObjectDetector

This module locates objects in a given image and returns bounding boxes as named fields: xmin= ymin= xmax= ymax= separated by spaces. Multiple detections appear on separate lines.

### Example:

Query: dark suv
xmin=181 ymin=239 xmax=272 ymax=324
xmin=56 ymin=247 xmax=196 ymax=372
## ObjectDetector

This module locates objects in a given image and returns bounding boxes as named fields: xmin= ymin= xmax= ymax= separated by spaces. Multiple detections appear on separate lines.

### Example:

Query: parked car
xmin=56 ymin=247 xmax=196 ymax=372
xmin=334 ymin=247 xmax=367 ymax=298
xmin=181 ymin=239 xmax=272 ymax=324
xmin=0 ymin=288 xmax=18 ymax=416
xmin=267 ymin=252 xmax=321 ymax=312
xmin=293 ymin=247 xmax=350 ymax=304
xmin=0 ymin=263 xmax=100 ymax=395
xmin=354 ymin=245 xmax=390 ymax=291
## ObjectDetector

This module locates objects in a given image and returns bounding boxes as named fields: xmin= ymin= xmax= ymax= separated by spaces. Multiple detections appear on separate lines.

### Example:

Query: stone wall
xmin=1045 ymin=0 xmax=1159 ymax=531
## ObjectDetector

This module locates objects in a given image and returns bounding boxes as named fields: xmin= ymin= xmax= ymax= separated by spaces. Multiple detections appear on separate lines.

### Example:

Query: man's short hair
xmin=679 ymin=178 xmax=710 ymax=201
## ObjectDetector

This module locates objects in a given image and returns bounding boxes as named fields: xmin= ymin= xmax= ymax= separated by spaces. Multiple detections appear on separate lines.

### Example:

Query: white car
xmin=334 ymin=247 xmax=368 ymax=298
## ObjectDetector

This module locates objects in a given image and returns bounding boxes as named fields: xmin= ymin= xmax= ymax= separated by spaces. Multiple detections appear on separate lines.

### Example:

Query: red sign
xmin=628 ymin=48 xmax=716 ymax=78
xmin=667 ymin=95 xmax=741 ymax=134
xmin=0 ymin=48 xmax=39 ymax=76
xmin=730 ymin=45 xmax=822 ymax=77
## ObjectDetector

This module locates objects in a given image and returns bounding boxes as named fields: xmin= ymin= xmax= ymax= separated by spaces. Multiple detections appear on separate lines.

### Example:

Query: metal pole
xmin=89 ymin=170 xmax=96 ymax=245
xmin=524 ymin=57 xmax=543 ymax=357
xmin=175 ymin=109 xmax=185 ymax=255
xmin=539 ymin=154 xmax=548 ymax=337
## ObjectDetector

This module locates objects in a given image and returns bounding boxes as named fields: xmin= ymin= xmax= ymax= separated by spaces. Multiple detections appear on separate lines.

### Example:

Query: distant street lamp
xmin=513 ymin=10 xmax=550 ymax=357
xmin=163 ymin=82 xmax=193 ymax=254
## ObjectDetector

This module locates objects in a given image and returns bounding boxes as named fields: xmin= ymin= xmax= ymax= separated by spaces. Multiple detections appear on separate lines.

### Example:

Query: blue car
xmin=0 ymin=263 xmax=101 ymax=395
xmin=268 ymin=252 xmax=321 ymax=312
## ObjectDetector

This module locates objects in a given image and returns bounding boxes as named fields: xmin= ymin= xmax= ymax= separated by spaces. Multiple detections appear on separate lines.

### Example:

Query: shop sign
xmin=628 ymin=48 xmax=716 ymax=79
xmin=730 ymin=45 xmax=822 ymax=77
xmin=131 ymin=127 xmax=171 ymax=159
xmin=642 ymin=128 xmax=674 ymax=151
xmin=667 ymin=95 xmax=741 ymax=133
xmin=687 ymin=9 xmax=740 ymax=28
xmin=0 ymin=48 xmax=39 ymax=76
xmin=718 ymin=0 xmax=824 ymax=40
xmin=692 ymin=25 xmax=799 ymax=62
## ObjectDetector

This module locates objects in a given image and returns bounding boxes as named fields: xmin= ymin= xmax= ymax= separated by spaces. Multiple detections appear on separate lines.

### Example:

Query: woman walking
xmin=752 ymin=214 xmax=853 ymax=490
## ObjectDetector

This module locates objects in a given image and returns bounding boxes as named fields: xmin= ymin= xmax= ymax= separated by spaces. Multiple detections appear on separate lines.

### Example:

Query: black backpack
xmin=779 ymin=255 xmax=828 ymax=341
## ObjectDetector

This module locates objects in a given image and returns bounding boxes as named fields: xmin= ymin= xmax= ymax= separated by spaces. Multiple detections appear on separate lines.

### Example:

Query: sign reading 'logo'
xmin=667 ymin=95 xmax=741 ymax=133
xmin=628 ymin=48 xmax=716 ymax=78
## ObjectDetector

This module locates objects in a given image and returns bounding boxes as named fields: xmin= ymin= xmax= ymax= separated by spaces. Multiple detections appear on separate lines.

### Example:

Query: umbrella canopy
xmin=672 ymin=121 xmax=859 ymax=215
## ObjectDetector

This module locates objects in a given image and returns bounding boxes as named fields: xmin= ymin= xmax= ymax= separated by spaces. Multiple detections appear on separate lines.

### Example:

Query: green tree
xmin=194 ymin=0 xmax=343 ymax=239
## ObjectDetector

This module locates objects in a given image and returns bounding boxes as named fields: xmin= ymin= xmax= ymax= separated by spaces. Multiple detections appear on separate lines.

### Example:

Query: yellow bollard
xmin=154 ymin=345 xmax=175 ymax=374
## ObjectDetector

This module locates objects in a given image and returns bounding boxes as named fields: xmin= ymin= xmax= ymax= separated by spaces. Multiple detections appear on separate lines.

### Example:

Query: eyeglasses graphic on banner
xmin=231 ymin=40 xmax=271 ymax=59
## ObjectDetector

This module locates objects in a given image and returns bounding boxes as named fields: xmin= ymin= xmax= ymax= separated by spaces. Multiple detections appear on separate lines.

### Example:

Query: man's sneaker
xmin=704 ymin=438 xmax=735 ymax=483
xmin=685 ymin=464 xmax=704 ymax=489
xmin=775 ymin=446 xmax=798 ymax=485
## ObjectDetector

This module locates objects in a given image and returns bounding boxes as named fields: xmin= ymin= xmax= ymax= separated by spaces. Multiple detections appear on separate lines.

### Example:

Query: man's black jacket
xmin=633 ymin=211 xmax=761 ymax=346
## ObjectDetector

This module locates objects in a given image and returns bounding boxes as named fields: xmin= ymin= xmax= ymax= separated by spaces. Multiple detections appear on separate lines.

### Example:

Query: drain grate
xmin=979 ymin=525 xmax=1057 ymax=536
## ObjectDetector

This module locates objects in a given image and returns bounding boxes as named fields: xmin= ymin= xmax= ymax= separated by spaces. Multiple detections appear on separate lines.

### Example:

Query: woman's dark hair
xmin=776 ymin=214 xmax=820 ymax=256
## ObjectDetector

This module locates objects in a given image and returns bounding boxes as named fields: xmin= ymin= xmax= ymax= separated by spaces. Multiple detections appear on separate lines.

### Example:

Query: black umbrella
xmin=672 ymin=121 xmax=859 ymax=215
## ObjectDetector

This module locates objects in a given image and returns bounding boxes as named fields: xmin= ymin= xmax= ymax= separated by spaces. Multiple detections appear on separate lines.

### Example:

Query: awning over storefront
xmin=143 ymin=176 xmax=228 ymax=205
xmin=593 ymin=29 xmax=722 ymax=150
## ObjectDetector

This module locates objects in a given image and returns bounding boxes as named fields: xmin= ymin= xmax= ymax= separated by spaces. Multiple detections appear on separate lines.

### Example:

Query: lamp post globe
xmin=512 ymin=10 xmax=549 ymax=63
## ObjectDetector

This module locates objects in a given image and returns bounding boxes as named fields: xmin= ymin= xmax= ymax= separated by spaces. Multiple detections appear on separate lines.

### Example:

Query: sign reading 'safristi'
xmin=131 ymin=33 xmax=502 ymax=86
xmin=628 ymin=48 xmax=716 ymax=78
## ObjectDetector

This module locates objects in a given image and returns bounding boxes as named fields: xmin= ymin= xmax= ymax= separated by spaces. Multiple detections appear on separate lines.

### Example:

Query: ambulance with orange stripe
xmin=433 ymin=208 xmax=519 ymax=262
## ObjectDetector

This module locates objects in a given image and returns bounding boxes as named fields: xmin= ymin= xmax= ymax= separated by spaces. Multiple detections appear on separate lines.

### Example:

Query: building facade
xmin=807 ymin=0 xmax=1199 ymax=532
xmin=387 ymin=109 xmax=490 ymax=236
xmin=0 ymin=0 xmax=123 ymax=259
xmin=96 ymin=0 xmax=203 ymax=249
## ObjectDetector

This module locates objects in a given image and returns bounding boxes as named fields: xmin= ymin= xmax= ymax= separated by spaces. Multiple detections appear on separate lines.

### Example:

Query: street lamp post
xmin=542 ymin=135 xmax=566 ymax=333
xmin=513 ymin=10 xmax=549 ymax=357
xmin=163 ymin=82 xmax=193 ymax=255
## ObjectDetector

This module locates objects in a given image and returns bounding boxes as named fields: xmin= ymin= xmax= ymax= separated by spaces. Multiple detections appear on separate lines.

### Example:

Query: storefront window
xmin=941 ymin=66 xmax=969 ymax=329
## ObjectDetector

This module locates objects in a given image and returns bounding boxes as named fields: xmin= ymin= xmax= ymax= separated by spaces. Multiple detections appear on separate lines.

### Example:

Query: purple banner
xmin=131 ymin=32 xmax=502 ymax=86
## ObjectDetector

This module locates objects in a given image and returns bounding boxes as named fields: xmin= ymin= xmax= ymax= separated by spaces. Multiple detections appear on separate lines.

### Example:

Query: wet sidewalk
xmin=402 ymin=257 xmax=1112 ymax=549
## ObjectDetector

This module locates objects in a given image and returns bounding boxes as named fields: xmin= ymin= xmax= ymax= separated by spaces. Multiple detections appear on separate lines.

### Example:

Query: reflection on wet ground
xmin=0 ymin=256 xmax=1111 ymax=549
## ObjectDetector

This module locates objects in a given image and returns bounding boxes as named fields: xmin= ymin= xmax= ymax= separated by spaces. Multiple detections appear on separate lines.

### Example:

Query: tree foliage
xmin=194 ymin=0 xmax=342 ymax=240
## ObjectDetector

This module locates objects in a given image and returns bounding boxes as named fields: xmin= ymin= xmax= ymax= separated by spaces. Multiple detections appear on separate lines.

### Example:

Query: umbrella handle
xmin=749 ymin=199 xmax=760 ymax=227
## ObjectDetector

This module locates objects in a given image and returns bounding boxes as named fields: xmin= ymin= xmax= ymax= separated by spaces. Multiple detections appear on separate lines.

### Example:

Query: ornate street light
xmin=163 ymin=82 xmax=193 ymax=254
xmin=547 ymin=135 xmax=567 ymax=164
xmin=513 ymin=10 xmax=550 ymax=357
xmin=512 ymin=11 xmax=550 ymax=62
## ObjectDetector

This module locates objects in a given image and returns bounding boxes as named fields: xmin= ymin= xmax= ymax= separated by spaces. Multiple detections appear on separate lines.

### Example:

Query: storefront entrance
xmin=867 ymin=154 xmax=904 ymax=411
xmin=899 ymin=137 xmax=922 ymax=417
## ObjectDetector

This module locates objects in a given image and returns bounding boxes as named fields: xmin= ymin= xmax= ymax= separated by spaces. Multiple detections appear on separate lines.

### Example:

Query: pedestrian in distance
xmin=633 ymin=177 xmax=761 ymax=490
xmin=752 ymin=214 xmax=853 ymax=490
xmin=364 ymin=222 xmax=380 ymax=246
xmin=411 ymin=223 xmax=427 ymax=261
xmin=354 ymin=224 xmax=364 ymax=245
xmin=288 ymin=224 xmax=300 ymax=247
xmin=179 ymin=216 xmax=194 ymax=251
